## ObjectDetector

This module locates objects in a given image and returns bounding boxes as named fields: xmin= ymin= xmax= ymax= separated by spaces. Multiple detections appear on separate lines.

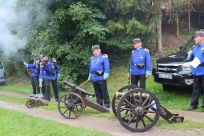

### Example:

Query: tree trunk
xmin=188 ymin=7 xmax=191 ymax=35
xmin=157 ymin=12 xmax=163 ymax=54
xmin=176 ymin=12 xmax=179 ymax=37
xmin=169 ymin=0 xmax=172 ymax=24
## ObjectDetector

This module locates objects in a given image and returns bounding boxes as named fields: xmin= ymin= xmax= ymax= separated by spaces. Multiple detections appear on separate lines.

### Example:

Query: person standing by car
xmin=187 ymin=31 xmax=204 ymax=111
xmin=129 ymin=38 xmax=152 ymax=89
xmin=88 ymin=45 xmax=110 ymax=108
xmin=39 ymin=56 xmax=60 ymax=102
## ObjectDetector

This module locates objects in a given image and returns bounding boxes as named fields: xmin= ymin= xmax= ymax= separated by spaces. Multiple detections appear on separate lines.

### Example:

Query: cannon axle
xmin=134 ymin=107 xmax=144 ymax=115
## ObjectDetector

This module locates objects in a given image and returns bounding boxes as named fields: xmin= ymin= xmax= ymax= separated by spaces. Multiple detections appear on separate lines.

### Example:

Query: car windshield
xmin=184 ymin=37 xmax=196 ymax=51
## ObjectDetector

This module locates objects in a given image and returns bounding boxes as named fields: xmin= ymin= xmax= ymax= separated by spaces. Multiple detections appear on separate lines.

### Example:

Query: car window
xmin=0 ymin=61 xmax=3 ymax=69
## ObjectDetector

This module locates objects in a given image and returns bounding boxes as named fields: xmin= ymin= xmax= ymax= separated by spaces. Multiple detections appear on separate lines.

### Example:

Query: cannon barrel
xmin=63 ymin=80 xmax=89 ymax=95
xmin=115 ymin=92 xmax=150 ymax=99
xmin=63 ymin=80 xmax=75 ymax=87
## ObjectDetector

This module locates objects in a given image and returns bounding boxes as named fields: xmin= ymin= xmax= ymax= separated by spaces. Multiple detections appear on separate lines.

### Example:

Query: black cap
xmin=194 ymin=31 xmax=204 ymax=37
xmin=133 ymin=38 xmax=141 ymax=44
xmin=92 ymin=45 xmax=100 ymax=51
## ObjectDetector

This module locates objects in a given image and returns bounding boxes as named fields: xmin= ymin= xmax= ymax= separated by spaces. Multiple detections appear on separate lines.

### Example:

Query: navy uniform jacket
xmin=130 ymin=48 xmax=151 ymax=75
xmin=190 ymin=42 xmax=204 ymax=76
xmin=39 ymin=59 xmax=60 ymax=82
xmin=89 ymin=53 xmax=110 ymax=82
xmin=26 ymin=61 xmax=39 ymax=77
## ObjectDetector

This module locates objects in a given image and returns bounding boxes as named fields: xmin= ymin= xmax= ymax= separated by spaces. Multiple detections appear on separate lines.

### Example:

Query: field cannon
xmin=112 ymin=85 xmax=184 ymax=132
xmin=58 ymin=80 xmax=109 ymax=119
xmin=26 ymin=98 xmax=48 ymax=108
xmin=58 ymin=80 xmax=184 ymax=132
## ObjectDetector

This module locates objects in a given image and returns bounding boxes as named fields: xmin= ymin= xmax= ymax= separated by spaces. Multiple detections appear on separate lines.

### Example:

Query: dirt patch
xmin=0 ymin=90 xmax=204 ymax=136
xmin=163 ymin=33 xmax=188 ymax=47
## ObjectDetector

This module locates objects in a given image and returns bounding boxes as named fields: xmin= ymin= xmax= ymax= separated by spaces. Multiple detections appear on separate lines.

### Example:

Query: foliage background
xmin=0 ymin=0 xmax=203 ymax=89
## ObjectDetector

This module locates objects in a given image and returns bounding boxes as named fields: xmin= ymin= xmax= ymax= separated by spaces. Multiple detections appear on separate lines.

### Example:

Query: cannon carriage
xmin=58 ymin=81 xmax=184 ymax=132
xmin=112 ymin=85 xmax=161 ymax=132
xmin=26 ymin=97 xmax=48 ymax=108
xmin=58 ymin=80 xmax=109 ymax=119
xmin=112 ymin=84 xmax=184 ymax=132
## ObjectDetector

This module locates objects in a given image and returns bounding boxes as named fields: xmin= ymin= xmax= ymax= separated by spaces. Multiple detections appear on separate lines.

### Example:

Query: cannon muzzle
xmin=63 ymin=80 xmax=89 ymax=95
xmin=63 ymin=80 xmax=75 ymax=87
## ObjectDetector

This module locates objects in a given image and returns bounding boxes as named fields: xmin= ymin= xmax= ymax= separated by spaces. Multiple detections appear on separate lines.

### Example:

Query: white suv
xmin=0 ymin=60 xmax=6 ymax=85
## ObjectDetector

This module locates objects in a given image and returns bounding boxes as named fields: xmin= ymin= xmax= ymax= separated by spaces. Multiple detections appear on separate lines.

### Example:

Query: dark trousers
xmin=190 ymin=75 xmax=204 ymax=107
xmin=44 ymin=78 xmax=59 ymax=101
xmin=31 ymin=76 xmax=40 ymax=94
xmin=131 ymin=74 xmax=146 ymax=89
xmin=41 ymin=79 xmax=45 ymax=95
xmin=92 ymin=80 xmax=110 ymax=108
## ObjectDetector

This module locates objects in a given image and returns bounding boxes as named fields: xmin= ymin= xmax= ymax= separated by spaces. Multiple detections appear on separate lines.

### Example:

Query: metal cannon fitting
xmin=115 ymin=92 xmax=150 ymax=99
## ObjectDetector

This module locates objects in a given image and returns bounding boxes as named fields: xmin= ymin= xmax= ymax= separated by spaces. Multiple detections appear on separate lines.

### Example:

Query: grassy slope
xmin=0 ymin=55 xmax=202 ymax=111
xmin=1 ymin=54 xmax=204 ymax=132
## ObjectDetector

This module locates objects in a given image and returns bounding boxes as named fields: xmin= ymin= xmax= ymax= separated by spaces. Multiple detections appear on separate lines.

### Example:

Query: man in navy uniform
xmin=39 ymin=54 xmax=45 ymax=97
xmin=88 ymin=45 xmax=110 ymax=108
xmin=24 ymin=57 xmax=40 ymax=97
xmin=129 ymin=38 xmax=152 ymax=89
xmin=39 ymin=56 xmax=60 ymax=102
xmin=187 ymin=31 xmax=204 ymax=111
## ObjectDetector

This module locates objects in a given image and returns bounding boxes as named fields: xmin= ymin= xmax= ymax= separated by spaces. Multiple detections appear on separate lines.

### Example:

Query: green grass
xmin=0 ymin=107 xmax=111 ymax=136
xmin=1 ymin=58 xmax=204 ymax=132
xmin=1 ymin=82 xmax=33 ymax=94
xmin=145 ymin=76 xmax=194 ymax=111
xmin=157 ymin=118 xmax=204 ymax=132
xmin=0 ymin=94 xmax=26 ymax=105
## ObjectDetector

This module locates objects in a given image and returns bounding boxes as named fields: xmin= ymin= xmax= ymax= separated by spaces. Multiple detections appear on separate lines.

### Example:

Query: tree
xmin=162 ymin=0 xmax=204 ymax=36
xmin=100 ymin=0 xmax=161 ymax=51
xmin=8 ymin=0 xmax=203 ymax=87
xmin=13 ymin=0 xmax=108 ymax=88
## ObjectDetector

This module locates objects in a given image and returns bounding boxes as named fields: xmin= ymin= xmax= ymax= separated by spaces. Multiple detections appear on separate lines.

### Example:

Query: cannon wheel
xmin=116 ymin=88 xmax=160 ymax=132
xmin=112 ymin=85 xmax=138 ymax=117
xmin=26 ymin=99 xmax=35 ymax=108
xmin=58 ymin=92 xmax=85 ymax=119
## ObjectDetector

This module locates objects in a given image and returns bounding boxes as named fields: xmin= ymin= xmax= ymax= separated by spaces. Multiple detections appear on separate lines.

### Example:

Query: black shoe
xmin=105 ymin=105 xmax=110 ymax=108
xmin=42 ymin=96 xmax=46 ymax=100
xmin=187 ymin=106 xmax=197 ymax=111
xmin=55 ymin=99 xmax=59 ymax=102
xmin=202 ymin=108 xmax=204 ymax=112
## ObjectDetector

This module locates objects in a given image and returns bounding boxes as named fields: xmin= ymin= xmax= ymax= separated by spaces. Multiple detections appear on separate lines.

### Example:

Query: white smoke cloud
xmin=0 ymin=0 xmax=25 ymax=56
xmin=0 ymin=0 xmax=54 ymax=56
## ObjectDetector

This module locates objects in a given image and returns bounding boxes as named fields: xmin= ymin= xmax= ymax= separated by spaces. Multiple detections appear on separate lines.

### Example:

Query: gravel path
xmin=0 ymin=90 xmax=204 ymax=136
